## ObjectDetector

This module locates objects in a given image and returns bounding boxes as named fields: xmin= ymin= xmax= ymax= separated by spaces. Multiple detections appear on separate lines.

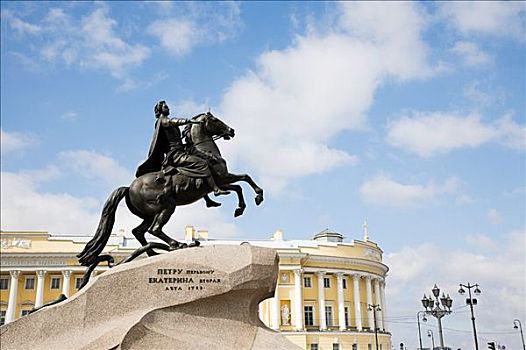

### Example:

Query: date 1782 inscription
xmin=148 ymin=268 xmax=222 ymax=291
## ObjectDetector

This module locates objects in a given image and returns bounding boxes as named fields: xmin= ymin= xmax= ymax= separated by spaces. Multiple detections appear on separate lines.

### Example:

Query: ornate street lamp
xmin=421 ymin=284 xmax=452 ymax=350
xmin=428 ymin=330 xmax=435 ymax=350
xmin=459 ymin=283 xmax=481 ymax=350
xmin=369 ymin=304 xmax=381 ymax=350
xmin=514 ymin=319 xmax=526 ymax=350
xmin=417 ymin=311 xmax=428 ymax=350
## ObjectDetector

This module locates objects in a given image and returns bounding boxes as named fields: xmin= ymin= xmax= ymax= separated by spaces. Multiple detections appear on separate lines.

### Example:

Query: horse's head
xmin=185 ymin=112 xmax=235 ymax=144
xmin=203 ymin=111 xmax=235 ymax=140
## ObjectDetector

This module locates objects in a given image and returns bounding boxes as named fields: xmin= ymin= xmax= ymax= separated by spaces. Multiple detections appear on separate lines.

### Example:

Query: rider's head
xmin=154 ymin=101 xmax=170 ymax=118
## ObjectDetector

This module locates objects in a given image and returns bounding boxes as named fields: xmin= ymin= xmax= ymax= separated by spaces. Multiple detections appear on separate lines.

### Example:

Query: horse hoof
xmin=147 ymin=249 xmax=159 ymax=257
xmin=168 ymin=241 xmax=181 ymax=250
xmin=255 ymin=194 xmax=264 ymax=206
xmin=234 ymin=208 xmax=245 ymax=217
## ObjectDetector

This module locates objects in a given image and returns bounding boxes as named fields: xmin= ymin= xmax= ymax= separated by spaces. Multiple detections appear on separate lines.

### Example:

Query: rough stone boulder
xmin=0 ymin=244 xmax=301 ymax=350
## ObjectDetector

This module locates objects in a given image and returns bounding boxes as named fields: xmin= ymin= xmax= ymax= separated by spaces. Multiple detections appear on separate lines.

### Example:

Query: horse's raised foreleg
xmin=223 ymin=173 xmax=264 ymax=205
xmin=221 ymin=184 xmax=246 ymax=217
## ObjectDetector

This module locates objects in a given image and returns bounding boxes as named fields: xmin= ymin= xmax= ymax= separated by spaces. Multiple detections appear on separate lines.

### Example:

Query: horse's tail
xmin=77 ymin=186 xmax=129 ymax=266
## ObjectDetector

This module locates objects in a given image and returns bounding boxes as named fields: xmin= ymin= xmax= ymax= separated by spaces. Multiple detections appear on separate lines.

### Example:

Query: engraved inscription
xmin=148 ymin=267 xmax=222 ymax=291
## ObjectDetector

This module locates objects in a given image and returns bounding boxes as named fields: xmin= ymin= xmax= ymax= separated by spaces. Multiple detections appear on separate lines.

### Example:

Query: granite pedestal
xmin=0 ymin=244 xmax=301 ymax=350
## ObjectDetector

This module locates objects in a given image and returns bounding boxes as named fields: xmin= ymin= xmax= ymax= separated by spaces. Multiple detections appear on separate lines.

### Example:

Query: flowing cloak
xmin=135 ymin=118 xmax=165 ymax=178
xmin=135 ymin=118 xmax=211 ymax=179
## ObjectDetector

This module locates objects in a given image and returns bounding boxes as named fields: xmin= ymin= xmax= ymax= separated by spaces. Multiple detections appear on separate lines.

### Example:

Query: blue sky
xmin=1 ymin=1 xmax=525 ymax=348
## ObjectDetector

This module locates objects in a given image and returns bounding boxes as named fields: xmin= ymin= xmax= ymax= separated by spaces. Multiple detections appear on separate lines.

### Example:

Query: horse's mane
xmin=182 ymin=113 xmax=206 ymax=145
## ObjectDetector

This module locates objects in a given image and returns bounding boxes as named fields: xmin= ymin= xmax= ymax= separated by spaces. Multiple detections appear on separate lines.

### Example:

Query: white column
xmin=365 ymin=276 xmax=374 ymax=329
xmin=293 ymin=269 xmax=304 ymax=330
xmin=373 ymin=278 xmax=383 ymax=331
xmin=352 ymin=274 xmax=363 ymax=331
xmin=317 ymin=271 xmax=326 ymax=330
xmin=271 ymin=290 xmax=280 ymax=330
xmin=62 ymin=270 xmax=72 ymax=297
xmin=380 ymin=280 xmax=387 ymax=331
xmin=258 ymin=302 xmax=265 ymax=323
xmin=35 ymin=270 xmax=46 ymax=308
xmin=336 ymin=273 xmax=346 ymax=331
xmin=5 ymin=270 xmax=20 ymax=324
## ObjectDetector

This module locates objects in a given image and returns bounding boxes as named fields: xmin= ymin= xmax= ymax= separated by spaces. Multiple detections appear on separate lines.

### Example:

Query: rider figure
xmin=136 ymin=100 xmax=229 ymax=199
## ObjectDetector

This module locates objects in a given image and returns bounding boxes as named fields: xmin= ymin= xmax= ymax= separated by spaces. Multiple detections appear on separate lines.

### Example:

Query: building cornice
xmin=0 ymin=252 xmax=130 ymax=271
xmin=306 ymin=255 xmax=388 ymax=273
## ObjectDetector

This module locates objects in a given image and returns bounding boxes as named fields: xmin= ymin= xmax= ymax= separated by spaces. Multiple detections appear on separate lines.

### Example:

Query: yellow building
xmin=0 ymin=226 xmax=391 ymax=350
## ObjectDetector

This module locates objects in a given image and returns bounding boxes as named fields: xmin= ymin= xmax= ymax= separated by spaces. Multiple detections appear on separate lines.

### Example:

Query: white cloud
xmin=147 ymin=2 xmax=242 ymax=57
xmin=4 ymin=5 xmax=150 ymax=81
xmin=1 ymin=9 xmax=42 ymax=35
xmin=451 ymin=41 xmax=492 ymax=66
xmin=463 ymin=81 xmax=506 ymax=109
xmin=61 ymin=112 xmax=78 ymax=121
xmin=439 ymin=2 xmax=526 ymax=41
xmin=172 ymin=99 xmax=210 ymax=117
xmin=387 ymin=111 xmax=525 ymax=157
xmin=384 ymin=230 xmax=525 ymax=350
xmin=58 ymin=150 xmax=132 ymax=188
xmin=148 ymin=19 xmax=200 ymax=57
xmin=218 ymin=2 xmax=438 ymax=192
xmin=487 ymin=209 xmax=502 ymax=225
xmin=0 ymin=171 xmax=100 ymax=235
xmin=465 ymin=233 xmax=498 ymax=252
xmin=337 ymin=2 xmax=434 ymax=80
xmin=360 ymin=174 xmax=462 ymax=208
xmin=78 ymin=7 xmax=150 ymax=78
xmin=495 ymin=114 xmax=526 ymax=151
xmin=0 ymin=129 xmax=37 ymax=154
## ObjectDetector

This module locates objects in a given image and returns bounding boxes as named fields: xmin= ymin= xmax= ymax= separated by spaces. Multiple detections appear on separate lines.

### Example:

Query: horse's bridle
xmin=192 ymin=133 xmax=229 ymax=147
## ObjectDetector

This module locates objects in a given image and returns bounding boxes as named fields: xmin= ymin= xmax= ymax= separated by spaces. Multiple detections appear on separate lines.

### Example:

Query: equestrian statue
xmin=77 ymin=100 xmax=264 ymax=268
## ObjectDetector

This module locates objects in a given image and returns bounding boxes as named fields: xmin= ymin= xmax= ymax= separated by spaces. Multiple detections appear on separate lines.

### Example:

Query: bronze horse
xmin=77 ymin=112 xmax=263 ymax=266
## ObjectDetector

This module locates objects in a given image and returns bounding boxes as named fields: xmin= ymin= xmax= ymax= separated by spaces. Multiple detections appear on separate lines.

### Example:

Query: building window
xmin=0 ymin=310 xmax=6 ymax=325
xmin=352 ymin=344 xmax=358 ymax=350
xmin=344 ymin=306 xmax=350 ymax=328
xmin=50 ymin=277 xmax=61 ymax=290
xmin=333 ymin=344 xmax=340 ymax=350
xmin=0 ymin=278 xmax=8 ymax=290
xmin=368 ymin=344 xmax=372 ymax=350
xmin=323 ymin=277 xmax=331 ymax=288
xmin=304 ymin=306 xmax=314 ymax=326
xmin=304 ymin=276 xmax=312 ymax=288
xmin=21 ymin=309 xmax=31 ymax=317
xmin=311 ymin=345 xmax=319 ymax=350
xmin=75 ymin=277 xmax=84 ymax=289
xmin=380 ymin=344 xmax=383 ymax=350
xmin=25 ymin=277 xmax=35 ymax=290
xmin=325 ymin=306 xmax=333 ymax=326
xmin=342 ymin=278 xmax=347 ymax=289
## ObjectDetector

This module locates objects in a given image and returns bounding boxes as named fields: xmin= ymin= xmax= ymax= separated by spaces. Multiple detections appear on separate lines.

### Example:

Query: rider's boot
xmin=204 ymin=194 xmax=221 ymax=208
xmin=207 ymin=176 xmax=230 ymax=196
xmin=154 ymin=170 xmax=166 ymax=184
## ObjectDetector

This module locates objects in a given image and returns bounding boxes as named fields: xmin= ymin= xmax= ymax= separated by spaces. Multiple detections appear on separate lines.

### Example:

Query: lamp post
xmin=458 ymin=283 xmax=481 ymax=350
xmin=421 ymin=284 xmax=453 ymax=350
xmin=369 ymin=304 xmax=381 ymax=350
xmin=428 ymin=330 xmax=435 ymax=350
xmin=514 ymin=319 xmax=526 ymax=350
xmin=417 ymin=311 xmax=428 ymax=350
